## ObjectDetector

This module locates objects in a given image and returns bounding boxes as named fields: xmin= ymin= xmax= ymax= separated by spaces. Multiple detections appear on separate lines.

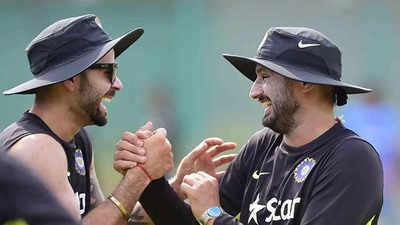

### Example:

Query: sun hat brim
xmin=4 ymin=28 xmax=143 ymax=95
xmin=223 ymin=54 xmax=371 ymax=94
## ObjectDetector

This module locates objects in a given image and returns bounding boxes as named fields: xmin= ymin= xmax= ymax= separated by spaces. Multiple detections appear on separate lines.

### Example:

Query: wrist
xmin=125 ymin=166 xmax=151 ymax=186
xmin=137 ymin=164 xmax=152 ymax=181
xmin=108 ymin=194 xmax=130 ymax=221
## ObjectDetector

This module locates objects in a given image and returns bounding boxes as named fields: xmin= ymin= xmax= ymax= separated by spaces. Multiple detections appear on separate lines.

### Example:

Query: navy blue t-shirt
xmin=216 ymin=122 xmax=383 ymax=225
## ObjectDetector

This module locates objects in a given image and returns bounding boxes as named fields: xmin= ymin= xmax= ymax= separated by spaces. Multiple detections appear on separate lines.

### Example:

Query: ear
xmin=62 ymin=76 xmax=79 ymax=92
xmin=300 ymin=82 xmax=314 ymax=93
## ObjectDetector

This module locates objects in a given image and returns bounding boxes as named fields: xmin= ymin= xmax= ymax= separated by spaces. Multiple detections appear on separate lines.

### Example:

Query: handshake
xmin=113 ymin=121 xmax=237 ymax=220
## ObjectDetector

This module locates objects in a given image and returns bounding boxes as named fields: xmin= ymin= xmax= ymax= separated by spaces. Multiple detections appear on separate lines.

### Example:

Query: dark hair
xmin=320 ymin=85 xmax=348 ymax=106
xmin=335 ymin=88 xmax=348 ymax=106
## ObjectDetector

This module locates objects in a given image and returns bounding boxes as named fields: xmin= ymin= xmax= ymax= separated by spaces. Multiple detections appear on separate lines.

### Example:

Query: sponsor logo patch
xmin=248 ymin=194 xmax=301 ymax=224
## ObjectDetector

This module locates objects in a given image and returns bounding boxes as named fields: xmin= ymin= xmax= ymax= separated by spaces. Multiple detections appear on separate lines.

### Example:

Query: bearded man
xmin=133 ymin=27 xmax=384 ymax=225
xmin=0 ymin=15 xmax=174 ymax=225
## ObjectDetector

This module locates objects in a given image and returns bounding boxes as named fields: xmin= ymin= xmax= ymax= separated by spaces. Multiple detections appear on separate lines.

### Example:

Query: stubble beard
xmin=79 ymin=75 xmax=108 ymax=127
xmin=262 ymin=84 xmax=299 ymax=134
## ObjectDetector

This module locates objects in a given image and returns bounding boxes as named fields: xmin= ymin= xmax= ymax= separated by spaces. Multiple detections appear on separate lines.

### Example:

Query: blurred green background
xmin=1 ymin=0 xmax=399 ymax=224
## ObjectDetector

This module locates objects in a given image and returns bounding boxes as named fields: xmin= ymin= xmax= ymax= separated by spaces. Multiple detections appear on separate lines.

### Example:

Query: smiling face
xmin=250 ymin=64 xmax=299 ymax=134
xmin=78 ymin=49 xmax=123 ymax=126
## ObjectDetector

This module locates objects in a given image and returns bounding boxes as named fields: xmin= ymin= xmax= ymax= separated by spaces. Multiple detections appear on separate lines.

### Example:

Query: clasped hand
xmin=113 ymin=121 xmax=237 ymax=198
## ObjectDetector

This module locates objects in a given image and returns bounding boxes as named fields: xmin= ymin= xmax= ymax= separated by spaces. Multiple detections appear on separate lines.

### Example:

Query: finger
xmin=136 ymin=130 xmax=153 ymax=139
xmin=117 ymin=140 xmax=146 ymax=155
xmin=185 ymin=141 xmax=208 ymax=162
xmin=139 ymin=121 xmax=153 ymax=132
xmin=180 ymin=182 xmax=194 ymax=198
xmin=213 ymin=154 xmax=237 ymax=168
xmin=183 ymin=175 xmax=196 ymax=186
xmin=215 ymin=171 xmax=225 ymax=180
xmin=191 ymin=172 xmax=205 ymax=182
xmin=121 ymin=132 xmax=143 ymax=147
xmin=114 ymin=150 xmax=147 ymax=164
xmin=204 ymin=137 xmax=224 ymax=147
xmin=208 ymin=142 xmax=237 ymax=158
xmin=183 ymin=173 xmax=203 ymax=185
xmin=114 ymin=160 xmax=138 ymax=171
xmin=197 ymin=171 xmax=213 ymax=179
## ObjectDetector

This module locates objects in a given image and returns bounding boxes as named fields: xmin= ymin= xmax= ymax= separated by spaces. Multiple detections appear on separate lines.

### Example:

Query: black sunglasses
xmin=89 ymin=63 xmax=118 ymax=83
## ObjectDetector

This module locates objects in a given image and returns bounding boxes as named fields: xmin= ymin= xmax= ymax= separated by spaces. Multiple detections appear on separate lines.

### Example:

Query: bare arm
xmin=88 ymin=170 xmax=155 ymax=225
xmin=10 ymin=132 xmax=168 ymax=225
xmin=91 ymin=150 xmax=153 ymax=225
xmin=82 ymin=166 xmax=151 ymax=225
xmin=89 ymin=153 xmax=105 ymax=208
xmin=9 ymin=134 xmax=81 ymax=221
xmin=83 ymin=128 xmax=173 ymax=225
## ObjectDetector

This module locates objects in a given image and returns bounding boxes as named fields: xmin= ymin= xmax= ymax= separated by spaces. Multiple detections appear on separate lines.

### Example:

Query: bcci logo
xmin=294 ymin=157 xmax=316 ymax=183
xmin=74 ymin=149 xmax=86 ymax=176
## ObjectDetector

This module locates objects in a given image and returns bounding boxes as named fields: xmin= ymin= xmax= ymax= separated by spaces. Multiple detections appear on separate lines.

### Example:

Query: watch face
xmin=208 ymin=207 xmax=222 ymax=217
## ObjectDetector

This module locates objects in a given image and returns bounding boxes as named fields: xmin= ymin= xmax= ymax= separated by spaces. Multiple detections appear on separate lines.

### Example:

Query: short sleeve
xmin=300 ymin=138 xmax=383 ymax=225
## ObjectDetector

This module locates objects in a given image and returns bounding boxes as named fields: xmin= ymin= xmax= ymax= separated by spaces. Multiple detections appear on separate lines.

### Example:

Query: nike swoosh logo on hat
xmin=252 ymin=170 xmax=271 ymax=179
xmin=298 ymin=40 xmax=320 ymax=48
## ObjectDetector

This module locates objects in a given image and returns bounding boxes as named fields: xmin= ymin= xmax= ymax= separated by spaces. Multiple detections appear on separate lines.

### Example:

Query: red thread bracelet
xmin=137 ymin=164 xmax=152 ymax=181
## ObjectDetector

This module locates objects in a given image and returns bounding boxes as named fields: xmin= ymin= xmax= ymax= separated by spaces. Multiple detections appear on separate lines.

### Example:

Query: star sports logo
xmin=248 ymin=194 xmax=301 ymax=224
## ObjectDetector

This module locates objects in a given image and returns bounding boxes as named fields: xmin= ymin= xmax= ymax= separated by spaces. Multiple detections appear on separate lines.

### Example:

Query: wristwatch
xmin=199 ymin=206 xmax=222 ymax=225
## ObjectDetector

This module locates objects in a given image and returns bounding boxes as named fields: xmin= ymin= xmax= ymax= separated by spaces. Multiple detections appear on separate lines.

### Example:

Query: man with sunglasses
xmin=0 ymin=15 xmax=175 ymax=225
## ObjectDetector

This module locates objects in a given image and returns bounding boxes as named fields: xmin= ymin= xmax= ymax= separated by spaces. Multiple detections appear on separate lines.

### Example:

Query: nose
xmin=112 ymin=77 xmax=123 ymax=91
xmin=249 ymin=80 xmax=263 ymax=99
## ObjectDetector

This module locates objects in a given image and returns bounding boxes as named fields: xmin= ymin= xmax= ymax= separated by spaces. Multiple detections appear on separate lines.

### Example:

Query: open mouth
xmin=99 ymin=95 xmax=113 ymax=116
xmin=259 ymin=96 xmax=272 ymax=106
xmin=259 ymin=96 xmax=272 ymax=115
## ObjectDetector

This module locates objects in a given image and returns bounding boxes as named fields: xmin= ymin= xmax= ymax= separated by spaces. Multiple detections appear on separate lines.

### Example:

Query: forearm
xmin=139 ymin=177 xmax=199 ymax=225
xmin=82 ymin=167 xmax=150 ymax=225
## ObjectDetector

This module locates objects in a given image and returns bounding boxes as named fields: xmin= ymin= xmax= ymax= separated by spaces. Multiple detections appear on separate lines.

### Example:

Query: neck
xmin=30 ymin=102 xmax=84 ymax=142
xmin=283 ymin=104 xmax=336 ymax=147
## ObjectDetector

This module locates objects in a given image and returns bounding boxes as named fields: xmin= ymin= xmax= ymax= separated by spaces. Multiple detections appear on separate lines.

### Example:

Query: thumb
xmin=153 ymin=128 xmax=167 ymax=139
xmin=139 ymin=121 xmax=153 ymax=132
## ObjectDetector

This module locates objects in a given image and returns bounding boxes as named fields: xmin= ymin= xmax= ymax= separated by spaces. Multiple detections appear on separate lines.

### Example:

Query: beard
xmin=262 ymin=81 xmax=299 ymax=134
xmin=79 ymin=75 xmax=109 ymax=126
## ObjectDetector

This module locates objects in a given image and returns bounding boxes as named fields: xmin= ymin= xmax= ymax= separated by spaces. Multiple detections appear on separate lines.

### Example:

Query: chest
xmin=64 ymin=143 xmax=91 ymax=216
xmin=241 ymin=149 xmax=325 ymax=225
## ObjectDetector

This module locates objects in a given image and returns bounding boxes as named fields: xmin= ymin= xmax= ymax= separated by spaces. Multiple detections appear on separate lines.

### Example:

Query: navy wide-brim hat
xmin=223 ymin=27 xmax=371 ymax=96
xmin=4 ymin=14 xmax=144 ymax=95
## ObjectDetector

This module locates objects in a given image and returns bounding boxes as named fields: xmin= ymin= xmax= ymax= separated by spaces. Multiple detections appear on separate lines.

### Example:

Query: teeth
xmin=263 ymin=100 xmax=272 ymax=106
xmin=102 ymin=97 xmax=111 ymax=103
